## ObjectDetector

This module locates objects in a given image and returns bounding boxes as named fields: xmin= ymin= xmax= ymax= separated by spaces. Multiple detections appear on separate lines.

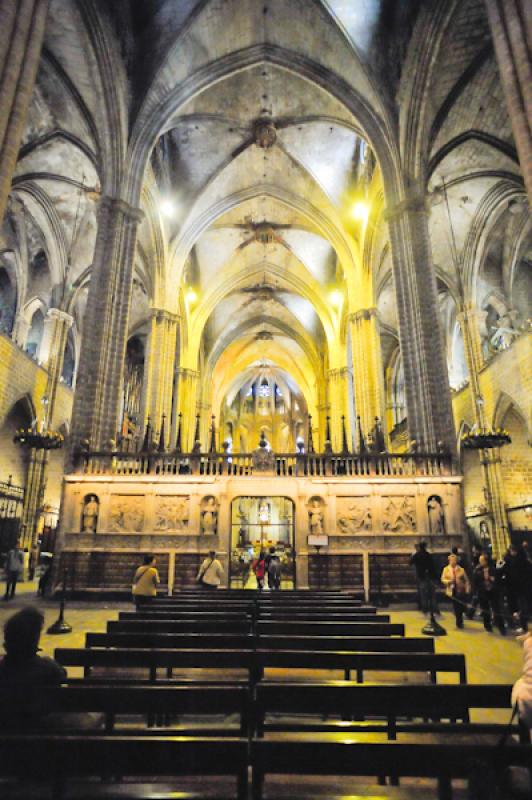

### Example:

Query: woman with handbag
xmin=252 ymin=551 xmax=266 ymax=590
xmin=441 ymin=552 xmax=471 ymax=628
xmin=132 ymin=554 xmax=159 ymax=607
xmin=196 ymin=550 xmax=223 ymax=590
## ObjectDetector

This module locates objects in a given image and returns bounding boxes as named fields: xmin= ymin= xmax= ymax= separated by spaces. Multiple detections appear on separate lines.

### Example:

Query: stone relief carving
xmin=337 ymin=497 xmax=372 ymax=534
xmin=200 ymin=495 xmax=219 ymax=535
xmin=81 ymin=494 xmax=99 ymax=533
xmin=154 ymin=496 xmax=189 ymax=532
xmin=382 ymin=496 xmax=416 ymax=532
xmin=109 ymin=496 xmax=144 ymax=533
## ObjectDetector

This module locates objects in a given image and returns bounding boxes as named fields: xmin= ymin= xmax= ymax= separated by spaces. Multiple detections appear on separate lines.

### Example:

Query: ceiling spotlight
xmin=160 ymin=199 xmax=176 ymax=218
xmin=351 ymin=202 xmax=369 ymax=222
xmin=329 ymin=289 xmax=343 ymax=308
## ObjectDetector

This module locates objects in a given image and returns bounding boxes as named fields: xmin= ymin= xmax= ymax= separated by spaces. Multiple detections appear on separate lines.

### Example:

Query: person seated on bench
xmin=0 ymin=607 xmax=103 ymax=731
xmin=132 ymin=554 xmax=160 ymax=607
xmin=0 ymin=606 xmax=66 ymax=727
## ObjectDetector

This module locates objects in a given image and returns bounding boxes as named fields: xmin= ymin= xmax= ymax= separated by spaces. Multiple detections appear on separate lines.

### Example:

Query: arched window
xmin=26 ymin=309 xmax=44 ymax=358
xmin=0 ymin=267 xmax=16 ymax=335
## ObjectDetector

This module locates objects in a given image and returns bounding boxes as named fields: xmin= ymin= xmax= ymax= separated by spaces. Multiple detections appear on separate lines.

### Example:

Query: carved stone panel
xmin=108 ymin=495 xmax=145 ymax=533
xmin=382 ymin=496 xmax=416 ymax=533
xmin=336 ymin=497 xmax=372 ymax=534
xmin=154 ymin=496 xmax=190 ymax=532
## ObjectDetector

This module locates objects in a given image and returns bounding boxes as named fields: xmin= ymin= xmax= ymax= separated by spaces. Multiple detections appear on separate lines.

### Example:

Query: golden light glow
xmin=351 ymin=201 xmax=369 ymax=222
xmin=160 ymin=199 xmax=176 ymax=218
xmin=329 ymin=289 xmax=343 ymax=308
xmin=186 ymin=288 xmax=197 ymax=304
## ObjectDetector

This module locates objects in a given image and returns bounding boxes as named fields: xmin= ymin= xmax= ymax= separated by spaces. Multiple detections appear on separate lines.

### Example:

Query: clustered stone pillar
xmin=484 ymin=0 xmax=532 ymax=206
xmin=349 ymin=308 xmax=385 ymax=440
xmin=386 ymin=193 xmax=456 ymax=452
xmin=21 ymin=308 xmax=73 ymax=547
xmin=456 ymin=304 xmax=510 ymax=557
xmin=327 ymin=367 xmax=351 ymax=451
xmin=0 ymin=0 xmax=49 ymax=225
xmin=175 ymin=367 xmax=200 ymax=450
xmin=70 ymin=197 xmax=143 ymax=453
xmin=143 ymin=309 xmax=179 ymax=446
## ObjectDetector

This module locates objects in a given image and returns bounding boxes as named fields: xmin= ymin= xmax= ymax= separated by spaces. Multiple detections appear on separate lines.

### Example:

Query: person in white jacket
xmin=196 ymin=550 xmax=224 ymax=590
xmin=512 ymin=632 xmax=532 ymax=729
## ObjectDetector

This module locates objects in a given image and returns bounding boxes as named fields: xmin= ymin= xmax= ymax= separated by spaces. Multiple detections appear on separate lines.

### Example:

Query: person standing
xmin=473 ymin=554 xmax=506 ymax=634
xmin=441 ymin=553 xmax=471 ymax=628
xmin=28 ymin=544 xmax=39 ymax=582
xmin=410 ymin=541 xmax=439 ymax=614
xmin=504 ymin=545 xmax=531 ymax=633
xmin=267 ymin=554 xmax=282 ymax=591
xmin=196 ymin=550 xmax=223 ymax=590
xmin=252 ymin=551 xmax=266 ymax=590
xmin=132 ymin=554 xmax=159 ymax=607
xmin=4 ymin=540 xmax=24 ymax=600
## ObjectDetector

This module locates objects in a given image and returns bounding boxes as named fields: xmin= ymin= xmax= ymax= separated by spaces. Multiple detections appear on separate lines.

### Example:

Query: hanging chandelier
xmin=461 ymin=428 xmax=511 ymax=450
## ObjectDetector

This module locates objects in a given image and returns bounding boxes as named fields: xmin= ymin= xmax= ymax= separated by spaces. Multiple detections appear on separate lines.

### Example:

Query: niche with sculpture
xmin=307 ymin=496 xmax=325 ymax=536
xmin=81 ymin=494 xmax=99 ymax=533
xmin=200 ymin=495 xmax=219 ymax=535
xmin=427 ymin=495 xmax=446 ymax=534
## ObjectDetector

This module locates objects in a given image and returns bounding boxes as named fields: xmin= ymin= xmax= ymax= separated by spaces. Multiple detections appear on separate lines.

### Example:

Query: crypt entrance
xmin=230 ymin=496 xmax=295 ymax=589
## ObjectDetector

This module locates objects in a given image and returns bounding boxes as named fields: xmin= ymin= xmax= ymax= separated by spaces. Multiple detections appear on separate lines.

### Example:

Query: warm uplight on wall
xmin=351 ymin=201 xmax=369 ymax=222
xmin=329 ymin=289 xmax=343 ymax=308
xmin=160 ymin=199 xmax=176 ymax=218
xmin=186 ymin=288 xmax=197 ymax=304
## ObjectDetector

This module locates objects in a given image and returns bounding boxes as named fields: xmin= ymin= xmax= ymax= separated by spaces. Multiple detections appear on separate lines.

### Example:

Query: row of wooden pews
xmin=0 ymin=589 xmax=530 ymax=799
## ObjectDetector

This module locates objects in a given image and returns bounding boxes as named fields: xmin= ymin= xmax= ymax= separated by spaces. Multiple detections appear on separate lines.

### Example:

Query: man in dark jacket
xmin=410 ymin=541 xmax=439 ymax=613
xmin=473 ymin=554 xmax=506 ymax=634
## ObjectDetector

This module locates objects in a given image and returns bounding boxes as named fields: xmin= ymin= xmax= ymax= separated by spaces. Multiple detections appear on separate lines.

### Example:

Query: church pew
xmin=0 ymin=735 xmax=248 ymax=800
xmin=249 ymin=738 xmax=532 ymax=800
xmin=254 ymin=650 xmax=467 ymax=683
xmin=120 ymin=610 xmax=251 ymax=622
xmin=0 ymin=684 xmax=250 ymax=736
xmin=148 ymin=600 xmax=377 ymax=614
xmin=110 ymin=619 xmax=253 ymax=635
xmin=256 ymin=620 xmax=405 ymax=637
xmin=254 ymin=682 xmax=517 ymax=737
xmin=88 ymin=631 xmax=435 ymax=653
xmin=139 ymin=607 xmax=385 ymax=622
xmin=55 ymin=648 xmax=465 ymax=684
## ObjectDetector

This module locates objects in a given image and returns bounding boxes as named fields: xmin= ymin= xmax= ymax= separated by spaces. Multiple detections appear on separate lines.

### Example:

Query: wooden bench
xmin=121 ymin=610 xmax=252 ymax=622
xmin=254 ymin=682 xmax=517 ymax=737
xmin=55 ymin=647 xmax=256 ymax=683
xmin=0 ymin=735 xmax=248 ymax=800
xmin=90 ymin=631 xmax=434 ymax=654
xmin=109 ymin=619 xmax=253 ymax=635
xmin=256 ymin=620 xmax=405 ymax=637
xmin=254 ymin=650 xmax=467 ymax=683
xmin=0 ymin=684 xmax=250 ymax=736
xmin=250 ymin=737 xmax=532 ymax=800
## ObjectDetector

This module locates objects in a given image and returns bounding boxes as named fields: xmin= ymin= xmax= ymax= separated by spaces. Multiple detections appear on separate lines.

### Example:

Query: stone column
xmin=386 ymin=193 xmax=456 ymax=452
xmin=70 ymin=197 xmax=143 ymax=453
xmin=327 ymin=368 xmax=351 ymax=451
xmin=484 ymin=0 xmax=532 ymax=205
xmin=143 ymin=309 xmax=179 ymax=443
xmin=20 ymin=308 xmax=73 ymax=547
xmin=0 ymin=0 xmax=49 ymax=224
xmin=175 ymin=367 xmax=200 ymax=450
xmin=349 ymin=308 xmax=386 ymax=441
xmin=456 ymin=304 xmax=510 ymax=557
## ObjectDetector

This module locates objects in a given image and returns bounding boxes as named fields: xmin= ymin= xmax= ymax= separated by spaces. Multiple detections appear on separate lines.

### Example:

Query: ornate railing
xmin=75 ymin=450 xmax=456 ymax=479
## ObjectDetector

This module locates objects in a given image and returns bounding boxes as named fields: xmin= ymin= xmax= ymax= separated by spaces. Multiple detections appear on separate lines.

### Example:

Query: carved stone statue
xmin=308 ymin=498 xmax=324 ymax=536
xmin=82 ymin=494 xmax=99 ymax=533
xmin=201 ymin=496 xmax=219 ymax=535
xmin=337 ymin=500 xmax=372 ymax=534
xmin=427 ymin=495 xmax=446 ymax=534
xmin=154 ymin=496 xmax=189 ymax=532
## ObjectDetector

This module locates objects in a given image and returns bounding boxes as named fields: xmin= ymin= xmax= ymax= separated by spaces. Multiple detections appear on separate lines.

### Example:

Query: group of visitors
xmin=411 ymin=540 xmax=532 ymax=633
xmin=131 ymin=550 xmax=226 ymax=605
xmin=252 ymin=547 xmax=282 ymax=590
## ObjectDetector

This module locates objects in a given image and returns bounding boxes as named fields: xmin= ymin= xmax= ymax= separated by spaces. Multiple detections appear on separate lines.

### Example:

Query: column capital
xmin=328 ymin=366 xmax=350 ymax=379
xmin=99 ymin=196 xmax=144 ymax=224
xmin=384 ymin=190 xmax=429 ymax=221
xmin=176 ymin=367 xmax=199 ymax=379
xmin=349 ymin=307 xmax=378 ymax=323
xmin=45 ymin=308 xmax=74 ymax=328
xmin=150 ymin=308 xmax=180 ymax=324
